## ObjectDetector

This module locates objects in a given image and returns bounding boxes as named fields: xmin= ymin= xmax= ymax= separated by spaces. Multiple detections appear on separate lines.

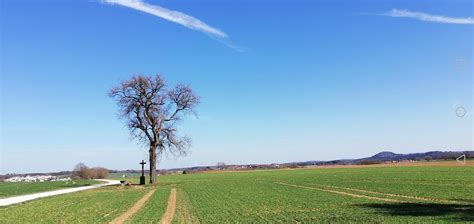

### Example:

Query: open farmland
xmin=0 ymin=186 xmax=151 ymax=223
xmin=1 ymin=162 xmax=473 ymax=223
xmin=0 ymin=179 xmax=101 ymax=198
xmin=159 ymin=164 xmax=474 ymax=223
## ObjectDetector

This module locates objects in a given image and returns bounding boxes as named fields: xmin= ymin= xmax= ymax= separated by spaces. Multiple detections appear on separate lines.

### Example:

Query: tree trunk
xmin=149 ymin=145 xmax=157 ymax=184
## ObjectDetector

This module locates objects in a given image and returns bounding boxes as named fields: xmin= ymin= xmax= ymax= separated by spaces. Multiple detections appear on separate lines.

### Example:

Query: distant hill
xmin=113 ymin=150 xmax=473 ymax=173
xmin=360 ymin=150 xmax=470 ymax=162
xmin=295 ymin=150 xmax=473 ymax=166
xmin=171 ymin=150 xmax=473 ymax=173
xmin=370 ymin=151 xmax=402 ymax=159
xmin=2 ymin=150 xmax=472 ymax=177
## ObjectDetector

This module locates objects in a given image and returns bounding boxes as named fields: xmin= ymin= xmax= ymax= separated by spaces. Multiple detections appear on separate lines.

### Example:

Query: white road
xmin=0 ymin=179 xmax=121 ymax=207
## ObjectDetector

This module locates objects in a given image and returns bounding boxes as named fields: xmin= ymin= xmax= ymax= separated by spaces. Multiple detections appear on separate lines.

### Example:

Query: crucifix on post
xmin=139 ymin=160 xmax=146 ymax=185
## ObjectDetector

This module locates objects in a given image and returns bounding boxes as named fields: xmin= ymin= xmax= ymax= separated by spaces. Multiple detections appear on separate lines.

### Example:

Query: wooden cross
xmin=140 ymin=160 xmax=146 ymax=177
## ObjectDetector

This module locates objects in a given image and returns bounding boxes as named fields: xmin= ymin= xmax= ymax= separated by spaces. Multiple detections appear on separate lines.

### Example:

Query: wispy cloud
xmin=384 ymin=9 xmax=474 ymax=25
xmin=103 ymin=0 xmax=245 ymax=51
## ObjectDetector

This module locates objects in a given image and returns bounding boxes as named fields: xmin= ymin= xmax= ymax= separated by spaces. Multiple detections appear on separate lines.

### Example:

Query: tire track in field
xmin=110 ymin=189 xmax=156 ymax=224
xmin=275 ymin=182 xmax=405 ymax=203
xmin=311 ymin=184 xmax=462 ymax=204
xmin=335 ymin=179 xmax=473 ymax=188
xmin=160 ymin=188 xmax=177 ymax=224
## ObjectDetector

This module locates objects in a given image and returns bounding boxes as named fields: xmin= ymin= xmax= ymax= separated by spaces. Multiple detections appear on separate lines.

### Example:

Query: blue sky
xmin=1 ymin=0 xmax=472 ymax=173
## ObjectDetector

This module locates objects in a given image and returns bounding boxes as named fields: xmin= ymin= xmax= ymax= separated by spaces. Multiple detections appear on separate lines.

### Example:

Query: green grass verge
xmin=0 ymin=186 xmax=148 ymax=223
xmin=127 ymin=186 xmax=171 ymax=223
xmin=0 ymin=180 xmax=101 ymax=198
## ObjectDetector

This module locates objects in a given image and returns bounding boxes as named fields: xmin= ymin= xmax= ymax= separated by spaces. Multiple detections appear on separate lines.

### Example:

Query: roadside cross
xmin=139 ymin=160 xmax=146 ymax=185
xmin=140 ymin=160 xmax=146 ymax=176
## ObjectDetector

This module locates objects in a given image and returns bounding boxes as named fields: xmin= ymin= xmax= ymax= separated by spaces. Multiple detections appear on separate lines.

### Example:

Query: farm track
xmin=3 ymin=164 xmax=473 ymax=223
xmin=327 ymin=179 xmax=474 ymax=187
xmin=0 ymin=179 xmax=120 ymax=207
xmin=160 ymin=188 xmax=177 ymax=224
xmin=311 ymin=184 xmax=464 ymax=204
xmin=110 ymin=189 xmax=156 ymax=224
xmin=276 ymin=182 xmax=405 ymax=202
xmin=276 ymin=182 xmax=472 ymax=205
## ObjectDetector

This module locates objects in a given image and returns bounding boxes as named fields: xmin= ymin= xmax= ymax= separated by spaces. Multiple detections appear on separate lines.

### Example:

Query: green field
xmin=0 ymin=186 xmax=150 ymax=223
xmin=0 ymin=179 xmax=101 ymax=198
xmin=1 ymin=164 xmax=473 ymax=223
xmin=162 ymin=166 xmax=474 ymax=223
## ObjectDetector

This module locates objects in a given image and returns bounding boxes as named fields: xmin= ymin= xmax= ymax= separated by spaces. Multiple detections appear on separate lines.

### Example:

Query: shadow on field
xmin=451 ymin=199 xmax=474 ymax=204
xmin=358 ymin=203 xmax=474 ymax=222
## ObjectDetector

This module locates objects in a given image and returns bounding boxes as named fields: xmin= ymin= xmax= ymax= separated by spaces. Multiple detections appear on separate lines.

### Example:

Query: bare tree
xmin=109 ymin=74 xmax=199 ymax=184
xmin=216 ymin=162 xmax=226 ymax=169
xmin=72 ymin=163 xmax=110 ymax=179
xmin=72 ymin=163 xmax=92 ymax=179
xmin=92 ymin=167 xmax=109 ymax=179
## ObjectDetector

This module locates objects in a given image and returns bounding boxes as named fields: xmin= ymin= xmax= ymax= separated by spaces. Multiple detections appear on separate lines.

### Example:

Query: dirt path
xmin=160 ymin=188 xmax=177 ymax=224
xmin=0 ymin=179 xmax=121 ymax=207
xmin=110 ymin=189 xmax=156 ymax=224
xmin=276 ymin=182 xmax=404 ymax=203
xmin=312 ymin=184 xmax=461 ymax=204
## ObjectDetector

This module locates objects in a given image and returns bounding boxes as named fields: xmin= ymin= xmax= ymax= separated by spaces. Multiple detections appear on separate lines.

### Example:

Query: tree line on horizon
xmin=72 ymin=163 xmax=109 ymax=179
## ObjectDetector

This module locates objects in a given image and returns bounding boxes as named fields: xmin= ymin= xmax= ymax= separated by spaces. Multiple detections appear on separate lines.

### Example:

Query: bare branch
xmin=165 ymin=84 xmax=200 ymax=122
xmin=109 ymin=74 xmax=200 ymax=183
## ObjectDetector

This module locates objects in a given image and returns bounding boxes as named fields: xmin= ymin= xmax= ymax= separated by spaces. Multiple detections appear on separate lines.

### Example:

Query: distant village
xmin=4 ymin=175 xmax=72 ymax=182
xmin=112 ymin=150 xmax=474 ymax=176
xmin=1 ymin=150 xmax=471 ymax=180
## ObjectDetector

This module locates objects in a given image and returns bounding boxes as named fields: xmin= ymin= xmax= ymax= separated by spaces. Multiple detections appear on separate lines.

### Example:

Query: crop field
xmin=0 ymin=179 xmax=101 ymax=198
xmin=1 ymin=162 xmax=473 ymax=223
xmin=161 ymin=164 xmax=474 ymax=223
xmin=129 ymin=185 xmax=171 ymax=223
xmin=0 ymin=186 xmax=150 ymax=223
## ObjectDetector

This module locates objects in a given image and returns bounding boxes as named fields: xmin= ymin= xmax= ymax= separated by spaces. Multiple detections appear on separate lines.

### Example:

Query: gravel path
xmin=109 ymin=189 xmax=156 ymax=224
xmin=160 ymin=188 xmax=177 ymax=224
xmin=0 ymin=179 xmax=121 ymax=207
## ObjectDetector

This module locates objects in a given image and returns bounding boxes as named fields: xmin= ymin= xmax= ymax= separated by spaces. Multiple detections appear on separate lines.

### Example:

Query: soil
xmin=110 ymin=189 xmax=156 ymax=224
xmin=160 ymin=188 xmax=177 ymax=224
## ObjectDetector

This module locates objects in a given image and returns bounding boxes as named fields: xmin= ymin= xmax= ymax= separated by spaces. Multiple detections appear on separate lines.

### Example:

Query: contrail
xmin=384 ymin=9 xmax=474 ymax=25
xmin=103 ymin=0 xmax=228 ymax=38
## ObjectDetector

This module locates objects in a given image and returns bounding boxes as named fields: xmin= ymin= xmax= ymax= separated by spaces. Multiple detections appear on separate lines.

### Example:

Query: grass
xmin=0 ymin=179 xmax=101 ymax=198
xmin=159 ymin=164 xmax=474 ymax=223
xmin=0 ymin=186 xmax=149 ymax=223
xmin=1 ymin=161 xmax=473 ymax=223
xmin=128 ymin=186 xmax=171 ymax=223
xmin=109 ymin=172 xmax=142 ymax=181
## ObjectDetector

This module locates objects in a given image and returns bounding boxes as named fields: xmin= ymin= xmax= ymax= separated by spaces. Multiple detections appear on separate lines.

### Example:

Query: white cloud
xmin=384 ymin=9 xmax=474 ymax=25
xmin=103 ymin=0 xmax=227 ymax=38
